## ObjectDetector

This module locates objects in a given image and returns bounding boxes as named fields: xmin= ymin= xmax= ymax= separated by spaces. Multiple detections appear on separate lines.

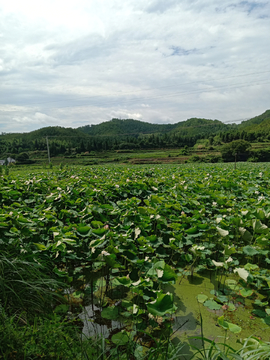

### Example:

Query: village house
xmin=0 ymin=157 xmax=16 ymax=165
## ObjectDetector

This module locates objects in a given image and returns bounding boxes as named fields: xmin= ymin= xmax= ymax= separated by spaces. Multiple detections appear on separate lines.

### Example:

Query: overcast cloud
xmin=0 ymin=0 xmax=269 ymax=133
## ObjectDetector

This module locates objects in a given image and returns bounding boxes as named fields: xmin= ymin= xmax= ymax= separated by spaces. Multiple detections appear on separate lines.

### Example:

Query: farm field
xmin=1 ymin=162 xmax=270 ymax=359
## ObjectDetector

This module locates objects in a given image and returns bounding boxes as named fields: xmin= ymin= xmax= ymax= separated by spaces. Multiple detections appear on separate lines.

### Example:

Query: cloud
xmin=0 ymin=0 xmax=269 ymax=133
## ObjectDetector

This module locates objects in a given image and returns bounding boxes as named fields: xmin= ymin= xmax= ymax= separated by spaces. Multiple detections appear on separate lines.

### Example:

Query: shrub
xmin=220 ymin=140 xmax=251 ymax=162
xmin=189 ymin=155 xmax=201 ymax=162
xmin=203 ymin=154 xmax=223 ymax=163
xmin=248 ymin=148 xmax=270 ymax=162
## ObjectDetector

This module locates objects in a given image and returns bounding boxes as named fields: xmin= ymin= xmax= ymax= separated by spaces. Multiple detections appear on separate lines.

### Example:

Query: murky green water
xmin=166 ymin=271 xmax=270 ymax=357
xmin=79 ymin=270 xmax=270 ymax=358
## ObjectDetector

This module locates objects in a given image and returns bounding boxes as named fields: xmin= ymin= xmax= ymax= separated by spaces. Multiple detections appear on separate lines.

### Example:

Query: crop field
xmin=1 ymin=162 xmax=270 ymax=359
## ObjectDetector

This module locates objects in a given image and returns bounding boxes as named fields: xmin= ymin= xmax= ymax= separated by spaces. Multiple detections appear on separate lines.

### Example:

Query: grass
xmin=0 ymin=252 xmax=62 ymax=319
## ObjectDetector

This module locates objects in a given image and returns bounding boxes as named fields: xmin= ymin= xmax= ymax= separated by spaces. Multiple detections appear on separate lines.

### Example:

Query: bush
xmin=118 ymin=142 xmax=139 ymax=150
xmin=220 ymin=140 xmax=251 ymax=162
xmin=178 ymin=149 xmax=189 ymax=155
xmin=200 ymin=154 xmax=222 ymax=163
xmin=0 ymin=310 xmax=101 ymax=359
xmin=16 ymin=152 xmax=35 ymax=164
xmin=189 ymin=155 xmax=201 ymax=162
xmin=248 ymin=148 xmax=270 ymax=162
xmin=16 ymin=152 xmax=29 ymax=163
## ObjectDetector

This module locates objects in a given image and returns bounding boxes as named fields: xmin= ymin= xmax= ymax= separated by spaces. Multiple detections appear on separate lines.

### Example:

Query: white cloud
xmin=0 ymin=0 xmax=269 ymax=132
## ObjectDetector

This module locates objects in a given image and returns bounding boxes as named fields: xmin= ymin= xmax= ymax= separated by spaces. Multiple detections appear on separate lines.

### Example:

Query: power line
xmin=1 ymin=70 xmax=270 ymax=109
xmin=43 ymin=78 xmax=270 ymax=111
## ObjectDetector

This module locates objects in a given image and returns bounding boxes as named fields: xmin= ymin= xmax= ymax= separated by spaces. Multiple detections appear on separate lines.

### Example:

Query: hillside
xmin=77 ymin=118 xmax=177 ymax=136
xmin=1 ymin=110 xmax=270 ymax=158
xmin=1 ymin=126 xmax=87 ymax=141
xmin=172 ymin=117 xmax=230 ymax=137
xmin=238 ymin=110 xmax=270 ymax=131
xmin=78 ymin=117 xmax=230 ymax=138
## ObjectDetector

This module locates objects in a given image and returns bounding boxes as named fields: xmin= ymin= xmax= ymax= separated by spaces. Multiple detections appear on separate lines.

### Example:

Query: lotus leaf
xmin=196 ymin=294 xmax=208 ymax=303
xmin=111 ymin=331 xmax=130 ymax=345
xmin=101 ymin=306 xmax=119 ymax=320
xmin=204 ymin=299 xmax=222 ymax=310
xmin=147 ymin=292 xmax=175 ymax=316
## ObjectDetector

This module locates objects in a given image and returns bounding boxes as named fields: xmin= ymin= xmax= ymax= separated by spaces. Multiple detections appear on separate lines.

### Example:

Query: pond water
xmin=80 ymin=304 xmax=123 ymax=338
xmin=78 ymin=271 xmax=270 ymax=357
xmin=168 ymin=271 xmax=270 ymax=355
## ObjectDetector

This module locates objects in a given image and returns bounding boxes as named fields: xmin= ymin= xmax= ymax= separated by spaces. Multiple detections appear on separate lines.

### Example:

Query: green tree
xmin=220 ymin=140 xmax=251 ymax=162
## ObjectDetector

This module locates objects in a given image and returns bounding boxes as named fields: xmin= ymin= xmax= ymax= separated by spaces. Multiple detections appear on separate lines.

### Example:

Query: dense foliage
xmin=1 ymin=163 xmax=270 ymax=358
xmin=1 ymin=110 xmax=270 ymax=161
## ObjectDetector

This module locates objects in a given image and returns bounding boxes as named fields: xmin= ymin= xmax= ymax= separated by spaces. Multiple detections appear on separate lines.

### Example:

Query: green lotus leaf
xmin=243 ymin=246 xmax=258 ymax=256
xmin=0 ymin=222 xmax=9 ymax=228
xmin=261 ymin=316 xmax=270 ymax=326
xmin=224 ymin=245 xmax=236 ymax=256
xmin=185 ymin=227 xmax=197 ymax=234
xmin=91 ymin=220 xmax=104 ymax=228
xmin=197 ymin=223 xmax=208 ymax=230
xmin=62 ymin=238 xmax=77 ymax=244
xmin=252 ymin=309 xmax=267 ymax=318
xmin=114 ymin=276 xmax=131 ymax=286
xmin=134 ymin=345 xmax=144 ymax=360
xmin=197 ymin=294 xmax=208 ymax=303
xmin=111 ymin=331 xmax=130 ymax=345
xmin=17 ymin=216 xmax=32 ymax=224
xmin=104 ymin=254 xmax=123 ymax=268
xmin=215 ymin=295 xmax=228 ymax=304
xmin=252 ymin=219 xmax=268 ymax=233
xmin=123 ymin=250 xmax=138 ymax=262
xmin=92 ymin=228 xmax=107 ymax=236
xmin=239 ymin=288 xmax=253 ymax=297
xmin=147 ymin=292 xmax=175 ymax=317
xmin=256 ymin=209 xmax=266 ymax=220
xmin=33 ymin=243 xmax=47 ymax=250
xmin=227 ymin=303 xmax=236 ymax=312
xmin=204 ymin=299 xmax=222 ymax=310
xmin=239 ymin=227 xmax=253 ymax=242
xmin=77 ymin=226 xmax=91 ymax=234
xmin=160 ymin=264 xmax=176 ymax=283
xmin=218 ymin=316 xmax=241 ymax=333
xmin=228 ymin=322 xmax=242 ymax=333
xmin=153 ymin=260 xmax=165 ymax=269
xmin=244 ymin=263 xmax=259 ymax=271
xmin=101 ymin=306 xmax=119 ymax=320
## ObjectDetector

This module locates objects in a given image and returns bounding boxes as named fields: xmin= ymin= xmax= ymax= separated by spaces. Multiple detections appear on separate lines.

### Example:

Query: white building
xmin=0 ymin=157 xmax=16 ymax=165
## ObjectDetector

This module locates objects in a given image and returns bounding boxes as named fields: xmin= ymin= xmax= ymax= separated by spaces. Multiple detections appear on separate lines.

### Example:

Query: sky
xmin=0 ymin=0 xmax=269 ymax=133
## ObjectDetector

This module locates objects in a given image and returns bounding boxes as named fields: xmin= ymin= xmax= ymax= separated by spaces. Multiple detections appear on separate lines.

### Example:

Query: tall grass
xmin=0 ymin=252 xmax=62 ymax=318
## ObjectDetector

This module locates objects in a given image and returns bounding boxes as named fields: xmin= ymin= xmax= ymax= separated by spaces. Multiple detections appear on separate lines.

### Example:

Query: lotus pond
xmin=1 ymin=162 xmax=270 ymax=358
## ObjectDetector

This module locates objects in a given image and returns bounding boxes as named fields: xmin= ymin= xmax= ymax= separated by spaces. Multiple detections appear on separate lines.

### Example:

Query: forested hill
xmin=1 ymin=126 xmax=86 ymax=141
xmin=1 ymin=110 xmax=270 ymax=157
xmin=172 ymin=118 xmax=229 ymax=137
xmin=237 ymin=110 xmax=270 ymax=132
xmin=77 ymin=117 xmax=229 ymax=137
xmin=77 ymin=118 xmax=177 ymax=136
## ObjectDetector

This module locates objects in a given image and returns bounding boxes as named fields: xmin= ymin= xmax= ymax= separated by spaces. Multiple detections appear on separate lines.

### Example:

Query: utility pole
xmin=46 ymin=136 xmax=51 ymax=164
xmin=234 ymin=152 xmax=237 ymax=170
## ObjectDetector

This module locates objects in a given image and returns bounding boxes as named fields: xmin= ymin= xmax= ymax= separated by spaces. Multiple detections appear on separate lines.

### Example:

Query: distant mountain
xmin=25 ymin=126 xmax=87 ymax=140
xmin=77 ymin=118 xmax=177 ymax=136
xmin=1 ymin=110 xmax=269 ymax=147
xmin=78 ymin=117 xmax=229 ymax=138
xmin=172 ymin=118 xmax=230 ymax=137
xmin=2 ymin=126 xmax=87 ymax=141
